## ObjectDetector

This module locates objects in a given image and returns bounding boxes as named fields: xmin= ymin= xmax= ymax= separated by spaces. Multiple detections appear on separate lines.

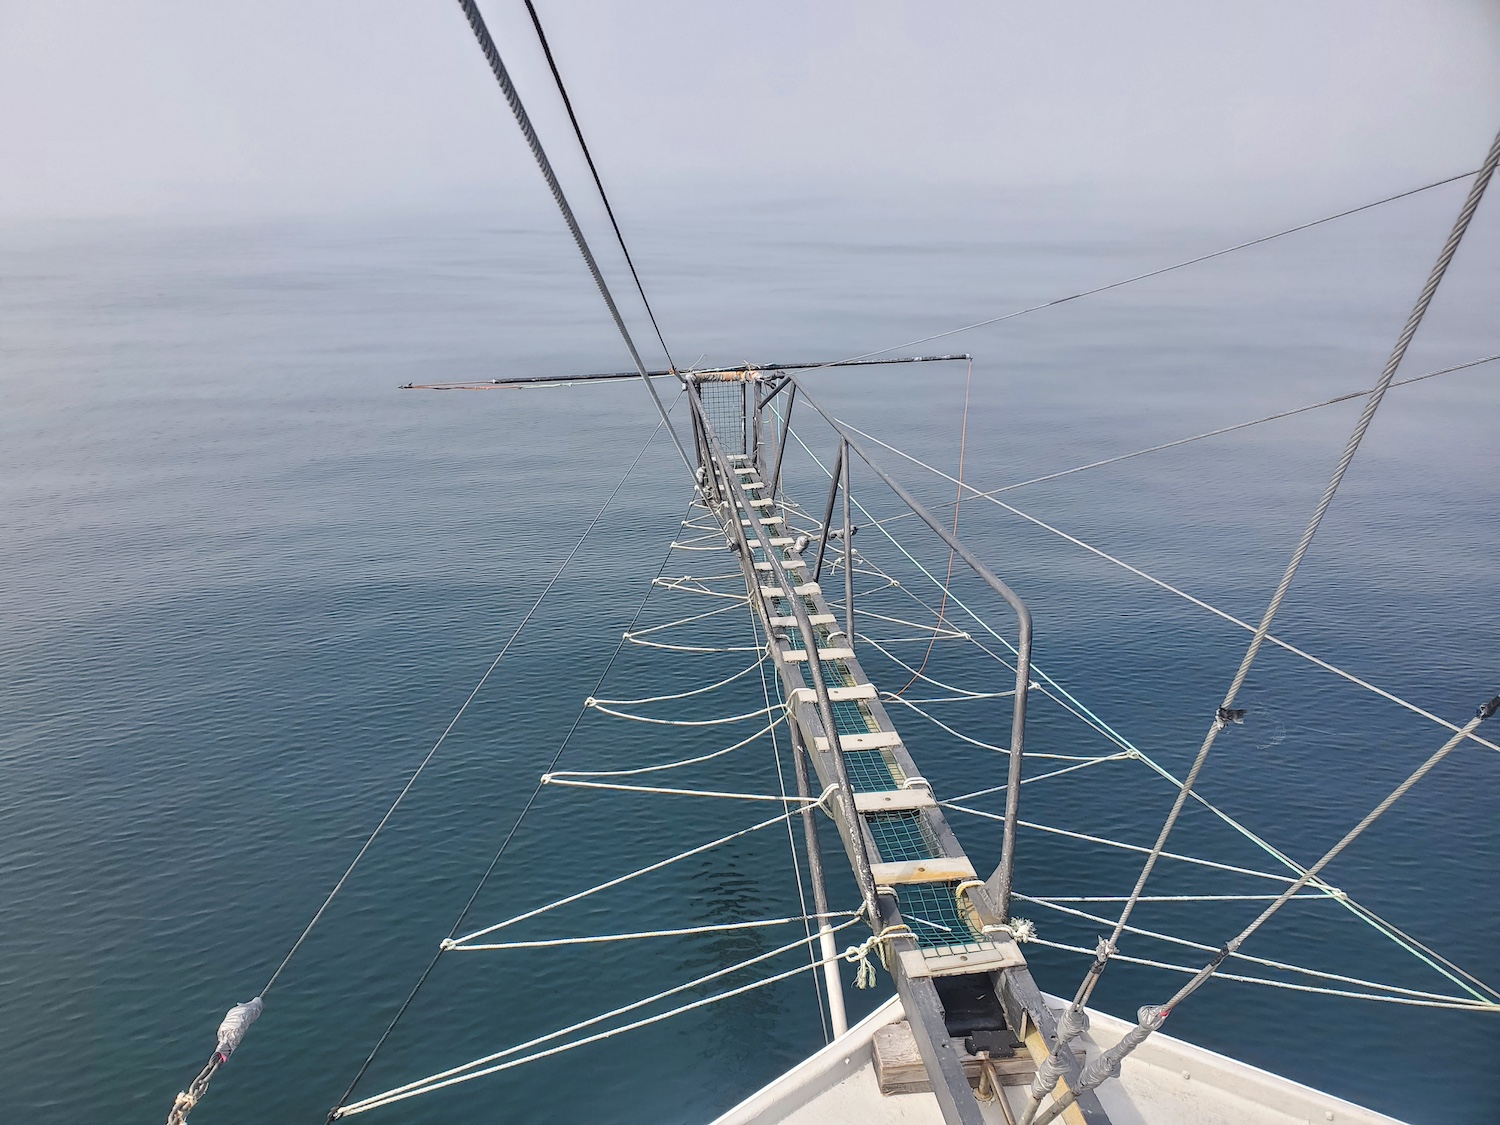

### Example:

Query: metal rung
xmin=760 ymin=582 xmax=822 ymax=597
xmin=869 ymin=856 xmax=977 ymax=886
xmin=747 ymin=498 xmax=776 ymax=508
xmin=785 ymin=646 xmax=856 ymax=664
xmin=771 ymin=613 xmax=837 ymax=628
xmin=741 ymin=517 xmax=785 ymax=526
xmin=898 ymin=943 xmax=1025 ymax=979
xmin=791 ymin=684 xmax=876 ymax=703
xmin=853 ymin=789 xmax=936 ymax=813
xmin=813 ymin=729 xmax=900 ymax=751
xmin=732 ymin=465 xmax=756 ymax=474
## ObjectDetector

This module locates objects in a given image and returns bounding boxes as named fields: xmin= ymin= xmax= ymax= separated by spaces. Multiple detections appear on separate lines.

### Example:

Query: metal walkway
xmin=701 ymin=443 xmax=1110 ymax=1125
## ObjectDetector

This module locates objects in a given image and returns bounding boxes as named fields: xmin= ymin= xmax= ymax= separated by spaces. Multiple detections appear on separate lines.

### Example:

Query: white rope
xmin=624 ymin=600 xmax=753 ymax=637
xmin=887 ymin=691 xmax=1017 ymax=704
xmin=779 ymin=416 xmax=1500 ymax=1000
xmin=449 ymin=913 xmax=856 ymax=951
xmin=876 ymin=352 xmax=1500 ymax=526
xmin=589 ymin=653 xmax=769 ymax=705
xmin=804 ymin=435 xmax=1494 ymax=1002
xmin=451 ymin=806 xmax=816 ymax=946
xmin=584 ymin=700 xmax=784 ymax=726
xmin=807 ymin=435 xmax=1499 ymax=1003
xmin=1016 ymin=895 xmax=1479 ymax=1003
xmin=623 ymin=636 xmax=761 ymax=653
xmin=945 ymin=754 xmax=1135 ymax=802
xmin=1032 ymin=894 xmax=1331 ymax=903
xmin=547 ymin=717 xmax=785 ymax=779
xmin=943 ymin=807 xmax=1299 ymax=885
xmin=257 ymin=412 xmax=672 ymax=999
xmin=845 ymin=608 xmax=968 ymax=638
xmin=340 ymin=918 xmax=865 ymax=1116
xmin=651 ymin=575 xmax=749 ymax=601
xmin=1025 ymin=937 xmax=1500 ymax=1011
xmin=879 ymin=687 xmax=1111 ymax=762
xmin=839 ymin=419 xmax=1500 ymax=757
xmin=541 ymin=777 xmax=826 ymax=804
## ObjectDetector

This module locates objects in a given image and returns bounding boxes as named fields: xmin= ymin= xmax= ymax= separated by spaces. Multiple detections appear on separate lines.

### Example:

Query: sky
xmin=0 ymin=1 xmax=1496 ymax=220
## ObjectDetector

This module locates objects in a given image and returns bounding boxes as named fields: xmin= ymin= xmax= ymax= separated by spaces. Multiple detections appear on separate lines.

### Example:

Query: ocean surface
xmin=1 ymin=186 xmax=1497 ymax=1125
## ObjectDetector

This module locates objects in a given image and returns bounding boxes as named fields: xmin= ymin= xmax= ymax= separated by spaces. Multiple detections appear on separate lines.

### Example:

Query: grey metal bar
xmin=840 ymin=444 xmax=855 ymax=646
xmin=787 ymin=722 xmax=849 ymax=1037
xmin=684 ymin=383 xmax=881 ymax=922
xmin=768 ymin=381 xmax=797 ymax=503
xmin=813 ymin=441 xmax=844 ymax=583
xmin=402 ymin=354 xmax=972 ymax=390
xmin=790 ymin=379 xmax=1033 ymax=921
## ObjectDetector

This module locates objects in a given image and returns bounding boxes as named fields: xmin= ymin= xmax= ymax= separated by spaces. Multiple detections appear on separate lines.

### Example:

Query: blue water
xmin=1 ymin=188 xmax=1496 ymax=1125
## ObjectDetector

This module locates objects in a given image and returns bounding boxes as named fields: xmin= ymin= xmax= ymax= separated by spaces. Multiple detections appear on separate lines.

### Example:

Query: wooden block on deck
xmin=873 ymin=1021 xmax=1083 ymax=1096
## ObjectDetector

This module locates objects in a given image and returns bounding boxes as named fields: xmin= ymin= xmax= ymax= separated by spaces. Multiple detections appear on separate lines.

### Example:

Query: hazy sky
xmin=0 ymin=1 xmax=1496 ymax=219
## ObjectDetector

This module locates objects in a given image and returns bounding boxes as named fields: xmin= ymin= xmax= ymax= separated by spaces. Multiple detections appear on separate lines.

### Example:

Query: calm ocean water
xmin=1 ymin=188 xmax=1496 ymax=1124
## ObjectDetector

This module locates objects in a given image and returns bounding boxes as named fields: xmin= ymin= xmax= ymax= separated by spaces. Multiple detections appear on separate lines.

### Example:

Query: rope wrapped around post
xmin=842 ymin=923 xmax=915 ymax=989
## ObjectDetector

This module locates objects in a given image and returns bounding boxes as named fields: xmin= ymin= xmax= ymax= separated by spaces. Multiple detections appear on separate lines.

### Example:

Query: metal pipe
xmin=791 ymin=379 xmax=1033 ymax=921
xmin=768 ymin=382 xmax=797 ymax=503
xmin=840 ymin=442 xmax=855 ymax=646
xmin=813 ymin=441 xmax=844 ymax=583
xmin=788 ymin=723 xmax=848 ymax=1037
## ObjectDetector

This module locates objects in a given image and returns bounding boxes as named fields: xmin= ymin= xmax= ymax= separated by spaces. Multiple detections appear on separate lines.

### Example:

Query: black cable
xmin=330 ymin=486 xmax=692 ymax=1119
xmin=452 ymin=0 xmax=693 ymax=474
xmin=522 ymin=0 xmax=677 ymax=372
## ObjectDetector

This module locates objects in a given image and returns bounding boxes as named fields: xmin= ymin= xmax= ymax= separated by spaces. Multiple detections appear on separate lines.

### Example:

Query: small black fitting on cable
xmin=1477 ymin=696 xmax=1500 ymax=721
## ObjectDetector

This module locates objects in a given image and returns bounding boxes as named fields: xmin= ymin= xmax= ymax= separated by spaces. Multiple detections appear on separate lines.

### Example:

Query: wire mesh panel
xmin=829 ymin=697 xmax=879 ymax=735
xmin=895 ymin=881 xmax=987 ymax=951
xmin=696 ymin=377 xmax=746 ymax=454
xmin=842 ymin=748 xmax=904 ymax=792
xmin=867 ymin=811 xmax=939 ymax=862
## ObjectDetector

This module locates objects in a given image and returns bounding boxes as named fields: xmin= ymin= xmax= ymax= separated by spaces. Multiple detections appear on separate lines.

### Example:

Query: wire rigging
xmin=328 ymin=469 xmax=690 ymax=1121
xmin=521 ymin=0 xmax=677 ymax=371
xmin=805 ymin=168 xmax=1482 ymax=371
xmin=452 ymin=0 xmax=692 ymax=473
xmin=1022 ymin=122 xmax=1500 ymax=1125
xmin=874 ymin=351 xmax=1500 ymax=527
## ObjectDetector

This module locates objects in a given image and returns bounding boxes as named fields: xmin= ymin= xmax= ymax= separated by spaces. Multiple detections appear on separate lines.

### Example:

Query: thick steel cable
xmin=521 ymin=0 xmax=676 ymax=371
xmin=1030 ymin=708 xmax=1497 ymax=1125
xmin=328 ymin=427 xmax=685 ymax=1120
xmin=1102 ymin=124 xmax=1500 ymax=958
xmin=452 ymin=0 xmax=693 ymax=474
xmin=1020 ymin=126 xmax=1500 ymax=1125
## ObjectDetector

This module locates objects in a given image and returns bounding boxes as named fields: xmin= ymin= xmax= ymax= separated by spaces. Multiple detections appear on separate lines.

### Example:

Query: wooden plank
xmin=812 ymin=729 xmax=900 ymax=750
xmin=874 ymin=1021 xmax=1085 ymax=1096
xmin=870 ymin=856 xmax=978 ymax=886
xmin=854 ymin=787 xmax=936 ymax=813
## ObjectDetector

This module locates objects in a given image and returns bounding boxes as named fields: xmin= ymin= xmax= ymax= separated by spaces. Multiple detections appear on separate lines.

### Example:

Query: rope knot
xmin=842 ymin=924 xmax=914 ymax=989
